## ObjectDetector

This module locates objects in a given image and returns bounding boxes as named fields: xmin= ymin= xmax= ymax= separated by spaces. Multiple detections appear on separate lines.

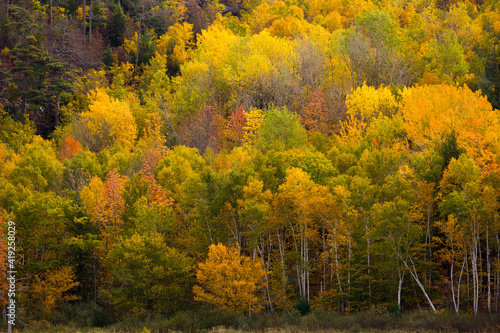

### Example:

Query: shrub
xmin=293 ymin=299 xmax=311 ymax=316
xmin=359 ymin=306 xmax=394 ymax=330
xmin=50 ymin=302 xmax=112 ymax=328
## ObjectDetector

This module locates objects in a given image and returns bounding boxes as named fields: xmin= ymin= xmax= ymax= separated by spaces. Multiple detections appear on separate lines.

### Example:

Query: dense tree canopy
xmin=2 ymin=0 xmax=500 ymax=326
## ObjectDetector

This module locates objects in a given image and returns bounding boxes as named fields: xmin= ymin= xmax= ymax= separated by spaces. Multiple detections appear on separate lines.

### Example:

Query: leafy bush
xmin=50 ymin=302 xmax=112 ymax=328
xmin=293 ymin=299 xmax=311 ymax=316
xmin=389 ymin=303 xmax=401 ymax=317
xmin=360 ymin=306 xmax=394 ymax=330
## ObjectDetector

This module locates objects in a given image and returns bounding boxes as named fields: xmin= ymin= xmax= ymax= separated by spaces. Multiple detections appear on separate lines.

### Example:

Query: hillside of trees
xmin=2 ymin=0 xmax=500 ymax=330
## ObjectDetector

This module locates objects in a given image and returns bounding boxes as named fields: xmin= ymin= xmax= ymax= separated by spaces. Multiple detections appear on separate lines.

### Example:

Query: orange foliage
xmin=402 ymin=84 xmax=499 ymax=168
xmin=30 ymin=266 xmax=80 ymax=317
xmin=224 ymin=106 xmax=247 ymax=149
xmin=60 ymin=136 xmax=83 ymax=160
xmin=140 ymin=164 xmax=174 ymax=207
xmin=102 ymin=169 xmax=127 ymax=231
xmin=300 ymin=89 xmax=331 ymax=134
xmin=81 ymin=169 xmax=128 ymax=250
xmin=141 ymin=114 xmax=168 ymax=170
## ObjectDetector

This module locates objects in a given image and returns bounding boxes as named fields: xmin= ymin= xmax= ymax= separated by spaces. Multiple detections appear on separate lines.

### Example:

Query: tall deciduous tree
xmin=29 ymin=266 xmax=80 ymax=318
xmin=193 ymin=243 xmax=266 ymax=314
xmin=76 ymin=88 xmax=137 ymax=152
xmin=257 ymin=106 xmax=307 ymax=151
xmin=105 ymin=232 xmax=194 ymax=320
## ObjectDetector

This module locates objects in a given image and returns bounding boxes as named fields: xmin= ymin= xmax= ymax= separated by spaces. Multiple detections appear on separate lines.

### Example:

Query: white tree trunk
xmin=404 ymin=257 xmax=437 ymax=314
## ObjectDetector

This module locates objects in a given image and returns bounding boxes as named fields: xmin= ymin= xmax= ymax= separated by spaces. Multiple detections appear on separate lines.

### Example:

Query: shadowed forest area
xmin=2 ymin=0 xmax=500 ymax=331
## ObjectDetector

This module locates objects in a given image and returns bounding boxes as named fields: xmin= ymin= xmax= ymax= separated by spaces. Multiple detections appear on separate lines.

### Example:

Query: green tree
xmin=4 ymin=6 xmax=69 ymax=135
xmin=422 ymin=30 xmax=468 ymax=82
xmin=257 ymin=106 xmax=307 ymax=151
xmin=105 ymin=232 xmax=194 ymax=320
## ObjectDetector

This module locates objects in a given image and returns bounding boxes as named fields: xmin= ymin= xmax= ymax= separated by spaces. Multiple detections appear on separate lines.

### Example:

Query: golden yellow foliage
xmin=81 ymin=175 xmax=105 ymax=222
xmin=401 ymin=84 xmax=499 ymax=167
xmin=30 ymin=266 xmax=80 ymax=317
xmin=197 ymin=22 xmax=237 ymax=68
xmin=268 ymin=16 xmax=308 ymax=39
xmin=81 ymin=88 xmax=137 ymax=151
xmin=325 ymin=11 xmax=344 ymax=31
xmin=156 ymin=22 xmax=194 ymax=67
xmin=243 ymin=108 xmax=265 ymax=145
xmin=76 ymin=5 xmax=90 ymax=20
xmin=193 ymin=243 xmax=266 ymax=314
xmin=346 ymin=84 xmax=398 ymax=123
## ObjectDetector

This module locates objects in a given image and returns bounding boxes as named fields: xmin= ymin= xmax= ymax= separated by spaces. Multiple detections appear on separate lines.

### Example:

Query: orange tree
xmin=193 ymin=243 xmax=266 ymax=315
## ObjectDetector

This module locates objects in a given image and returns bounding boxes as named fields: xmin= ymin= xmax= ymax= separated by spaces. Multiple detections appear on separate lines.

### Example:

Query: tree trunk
xmin=397 ymin=267 xmax=404 ymax=309
xmin=322 ymin=226 xmax=327 ymax=296
xmin=470 ymin=216 xmax=480 ymax=316
xmin=404 ymin=257 xmax=437 ymax=314
xmin=54 ymin=94 xmax=60 ymax=127
xmin=347 ymin=225 xmax=352 ymax=307
xmin=496 ymin=234 xmax=500 ymax=313
xmin=364 ymin=215 xmax=372 ymax=302
xmin=487 ymin=224 xmax=491 ymax=314
xmin=258 ymin=236 xmax=273 ymax=313
xmin=135 ymin=20 xmax=141 ymax=75
xmin=331 ymin=224 xmax=343 ymax=308
xmin=83 ymin=0 xmax=86 ymax=40
xmin=89 ymin=0 xmax=92 ymax=43
xmin=49 ymin=0 xmax=53 ymax=26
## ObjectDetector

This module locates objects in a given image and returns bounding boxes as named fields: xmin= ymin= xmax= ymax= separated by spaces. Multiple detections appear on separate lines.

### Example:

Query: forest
xmin=1 ymin=0 xmax=500 ymax=331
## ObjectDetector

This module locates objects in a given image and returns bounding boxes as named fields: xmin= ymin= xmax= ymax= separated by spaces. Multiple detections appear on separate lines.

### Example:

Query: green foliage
xmin=3 ymin=0 xmax=500 ymax=327
xmin=293 ymin=299 xmax=311 ymax=316
xmin=137 ymin=29 xmax=156 ymax=66
xmin=0 ymin=113 xmax=35 ymax=152
xmin=439 ymin=130 xmax=462 ymax=173
xmin=355 ymin=9 xmax=399 ymax=48
xmin=110 ymin=4 xmax=128 ymax=47
xmin=105 ymin=232 xmax=194 ymax=319
xmin=10 ymin=136 xmax=64 ymax=191
xmin=257 ymin=106 xmax=307 ymax=151
xmin=423 ymin=30 xmax=468 ymax=81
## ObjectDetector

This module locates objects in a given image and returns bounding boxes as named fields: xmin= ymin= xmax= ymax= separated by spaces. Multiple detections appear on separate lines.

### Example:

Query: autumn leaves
xmin=194 ymin=243 xmax=266 ymax=315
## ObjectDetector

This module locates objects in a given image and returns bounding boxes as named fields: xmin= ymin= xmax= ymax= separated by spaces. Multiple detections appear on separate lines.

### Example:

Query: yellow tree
xmin=29 ymin=266 xmax=80 ymax=318
xmin=401 ymin=84 xmax=499 ymax=166
xmin=345 ymin=83 xmax=398 ymax=124
xmin=439 ymin=155 xmax=482 ymax=315
xmin=243 ymin=108 xmax=265 ymax=145
xmin=237 ymin=177 xmax=274 ymax=311
xmin=435 ymin=215 xmax=467 ymax=315
xmin=77 ymin=88 xmax=137 ymax=152
xmin=193 ymin=243 xmax=266 ymax=315
xmin=276 ymin=167 xmax=329 ymax=301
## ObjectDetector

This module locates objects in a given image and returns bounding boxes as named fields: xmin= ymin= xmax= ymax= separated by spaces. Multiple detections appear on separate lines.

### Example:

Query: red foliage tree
xmin=300 ymin=89 xmax=332 ymax=135
xmin=140 ymin=164 xmax=173 ymax=207
xmin=223 ymin=105 xmax=247 ymax=149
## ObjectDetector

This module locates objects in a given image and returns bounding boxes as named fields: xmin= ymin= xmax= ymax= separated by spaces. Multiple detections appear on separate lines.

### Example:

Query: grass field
xmin=15 ymin=308 xmax=500 ymax=333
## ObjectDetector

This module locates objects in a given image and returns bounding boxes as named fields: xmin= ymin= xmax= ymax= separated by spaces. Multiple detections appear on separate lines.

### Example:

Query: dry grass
xmin=18 ymin=309 xmax=500 ymax=333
